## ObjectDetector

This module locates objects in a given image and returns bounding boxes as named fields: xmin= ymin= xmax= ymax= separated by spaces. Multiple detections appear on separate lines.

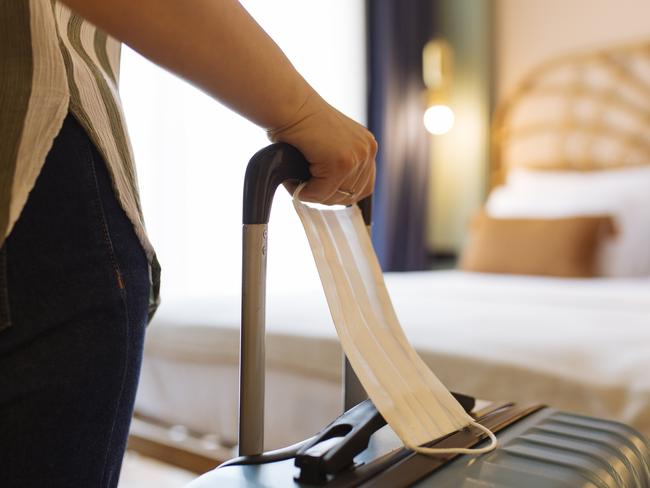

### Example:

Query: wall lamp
xmin=422 ymin=39 xmax=454 ymax=135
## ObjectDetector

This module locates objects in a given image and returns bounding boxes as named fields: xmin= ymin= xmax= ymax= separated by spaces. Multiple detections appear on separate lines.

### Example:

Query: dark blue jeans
xmin=0 ymin=114 xmax=150 ymax=487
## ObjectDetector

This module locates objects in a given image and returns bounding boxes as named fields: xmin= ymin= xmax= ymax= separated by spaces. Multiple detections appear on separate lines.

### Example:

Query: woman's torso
xmin=0 ymin=0 xmax=159 ymax=320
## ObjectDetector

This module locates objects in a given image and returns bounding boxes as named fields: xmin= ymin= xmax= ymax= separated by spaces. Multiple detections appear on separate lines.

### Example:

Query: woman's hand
xmin=268 ymin=91 xmax=377 ymax=205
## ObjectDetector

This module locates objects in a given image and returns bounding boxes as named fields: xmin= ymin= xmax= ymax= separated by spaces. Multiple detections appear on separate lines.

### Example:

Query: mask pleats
xmin=293 ymin=195 xmax=497 ymax=454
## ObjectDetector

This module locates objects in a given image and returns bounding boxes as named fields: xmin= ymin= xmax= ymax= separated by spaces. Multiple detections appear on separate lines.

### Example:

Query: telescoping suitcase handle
xmin=239 ymin=143 xmax=371 ymax=456
xmin=242 ymin=143 xmax=372 ymax=225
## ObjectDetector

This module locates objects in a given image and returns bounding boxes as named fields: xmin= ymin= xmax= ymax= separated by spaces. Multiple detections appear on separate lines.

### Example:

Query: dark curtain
xmin=367 ymin=0 xmax=434 ymax=271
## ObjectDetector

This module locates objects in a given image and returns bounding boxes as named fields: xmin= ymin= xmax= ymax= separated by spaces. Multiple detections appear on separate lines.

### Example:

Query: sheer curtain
xmin=119 ymin=1 xmax=366 ymax=303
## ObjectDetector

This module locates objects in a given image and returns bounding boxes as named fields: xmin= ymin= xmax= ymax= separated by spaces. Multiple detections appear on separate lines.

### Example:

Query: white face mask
xmin=293 ymin=190 xmax=496 ymax=455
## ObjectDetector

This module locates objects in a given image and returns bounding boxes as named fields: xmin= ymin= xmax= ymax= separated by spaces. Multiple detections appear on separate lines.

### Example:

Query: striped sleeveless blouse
xmin=0 ymin=0 xmax=160 ymax=321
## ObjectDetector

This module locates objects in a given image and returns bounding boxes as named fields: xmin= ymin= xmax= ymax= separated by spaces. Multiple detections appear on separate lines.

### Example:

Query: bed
xmin=132 ymin=40 xmax=650 ymax=462
xmin=137 ymin=272 xmax=650 ymax=448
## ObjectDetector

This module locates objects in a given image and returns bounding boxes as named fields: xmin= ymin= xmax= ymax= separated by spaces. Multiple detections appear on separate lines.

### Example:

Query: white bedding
xmin=135 ymin=270 xmax=650 ymax=449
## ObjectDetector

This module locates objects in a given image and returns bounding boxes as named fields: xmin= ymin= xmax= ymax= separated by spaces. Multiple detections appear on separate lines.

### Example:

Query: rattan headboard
xmin=491 ymin=41 xmax=650 ymax=187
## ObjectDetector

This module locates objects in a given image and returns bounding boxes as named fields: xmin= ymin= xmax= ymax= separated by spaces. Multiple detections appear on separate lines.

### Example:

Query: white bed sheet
xmin=135 ymin=270 xmax=650 ymax=449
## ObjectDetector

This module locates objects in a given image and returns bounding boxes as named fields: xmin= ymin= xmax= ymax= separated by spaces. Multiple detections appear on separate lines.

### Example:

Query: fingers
xmin=328 ymin=161 xmax=373 ymax=205
xmin=355 ymin=156 xmax=376 ymax=201
xmin=269 ymin=90 xmax=378 ymax=205
xmin=336 ymin=138 xmax=376 ymax=204
xmin=298 ymin=155 xmax=355 ymax=203
xmin=352 ymin=135 xmax=377 ymax=202
xmin=300 ymin=135 xmax=377 ymax=205
xmin=301 ymin=162 xmax=366 ymax=205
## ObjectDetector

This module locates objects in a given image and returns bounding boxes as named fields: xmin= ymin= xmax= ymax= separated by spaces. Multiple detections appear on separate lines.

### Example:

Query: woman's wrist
xmin=266 ymin=85 xmax=325 ymax=136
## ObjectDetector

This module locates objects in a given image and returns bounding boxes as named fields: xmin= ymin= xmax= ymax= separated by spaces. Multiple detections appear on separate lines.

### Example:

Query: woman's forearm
xmin=60 ymin=0 xmax=312 ymax=130
xmin=61 ymin=0 xmax=377 ymax=204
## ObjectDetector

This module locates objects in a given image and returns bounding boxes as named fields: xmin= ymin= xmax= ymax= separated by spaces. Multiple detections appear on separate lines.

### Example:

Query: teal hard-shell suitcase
xmin=190 ymin=404 xmax=650 ymax=487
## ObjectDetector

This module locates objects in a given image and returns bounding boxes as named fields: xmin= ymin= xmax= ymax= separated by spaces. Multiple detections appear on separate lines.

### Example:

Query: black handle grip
xmin=243 ymin=143 xmax=372 ymax=225
xmin=243 ymin=143 xmax=310 ymax=225
xmin=357 ymin=197 xmax=372 ymax=228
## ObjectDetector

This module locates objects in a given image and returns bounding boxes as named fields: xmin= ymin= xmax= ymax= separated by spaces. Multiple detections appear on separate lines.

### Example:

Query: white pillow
xmin=506 ymin=166 xmax=650 ymax=196
xmin=485 ymin=167 xmax=650 ymax=277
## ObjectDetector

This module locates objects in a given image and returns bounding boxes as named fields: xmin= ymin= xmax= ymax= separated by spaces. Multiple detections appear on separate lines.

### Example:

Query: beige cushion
xmin=459 ymin=211 xmax=616 ymax=278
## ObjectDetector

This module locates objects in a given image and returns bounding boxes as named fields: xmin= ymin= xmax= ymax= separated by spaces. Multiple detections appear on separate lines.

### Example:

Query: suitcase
xmin=187 ymin=144 xmax=650 ymax=487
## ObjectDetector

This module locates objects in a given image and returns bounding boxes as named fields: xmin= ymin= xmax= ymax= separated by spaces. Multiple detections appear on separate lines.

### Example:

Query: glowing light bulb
xmin=423 ymin=104 xmax=454 ymax=135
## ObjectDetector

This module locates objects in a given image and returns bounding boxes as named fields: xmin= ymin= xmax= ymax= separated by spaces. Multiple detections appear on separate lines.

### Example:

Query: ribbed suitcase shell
xmin=411 ymin=408 xmax=650 ymax=488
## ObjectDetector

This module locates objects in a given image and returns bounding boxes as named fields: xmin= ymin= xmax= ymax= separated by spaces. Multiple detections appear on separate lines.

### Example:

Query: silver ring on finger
xmin=336 ymin=189 xmax=355 ymax=198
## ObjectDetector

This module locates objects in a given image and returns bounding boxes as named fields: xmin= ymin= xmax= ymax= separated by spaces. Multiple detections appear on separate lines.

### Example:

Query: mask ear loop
xmin=292 ymin=182 xmax=308 ymax=203
xmin=406 ymin=421 xmax=497 ymax=455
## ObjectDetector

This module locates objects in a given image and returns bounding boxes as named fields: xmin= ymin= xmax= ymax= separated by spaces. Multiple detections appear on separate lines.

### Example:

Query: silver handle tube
xmin=237 ymin=143 xmax=373 ymax=450
xmin=238 ymin=224 xmax=268 ymax=456
xmin=343 ymin=358 xmax=368 ymax=410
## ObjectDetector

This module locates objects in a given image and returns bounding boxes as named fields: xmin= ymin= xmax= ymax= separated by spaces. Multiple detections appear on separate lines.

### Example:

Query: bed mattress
xmin=135 ymin=270 xmax=650 ymax=450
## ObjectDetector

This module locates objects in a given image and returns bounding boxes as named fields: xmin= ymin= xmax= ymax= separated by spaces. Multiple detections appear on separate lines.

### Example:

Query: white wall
xmin=495 ymin=0 xmax=650 ymax=101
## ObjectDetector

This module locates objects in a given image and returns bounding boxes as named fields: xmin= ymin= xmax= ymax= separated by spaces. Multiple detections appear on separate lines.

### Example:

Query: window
xmin=120 ymin=0 xmax=366 ymax=301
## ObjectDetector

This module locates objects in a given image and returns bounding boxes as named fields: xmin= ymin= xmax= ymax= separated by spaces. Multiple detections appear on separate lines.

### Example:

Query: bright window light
xmin=120 ymin=0 xmax=366 ymax=300
xmin=423 ymin=104 xmax=455 ymax=135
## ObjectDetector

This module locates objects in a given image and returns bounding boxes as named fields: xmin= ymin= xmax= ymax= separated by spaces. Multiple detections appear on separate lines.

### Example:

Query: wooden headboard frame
xmin=490 ymin=41 xmax=650 ymax=188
